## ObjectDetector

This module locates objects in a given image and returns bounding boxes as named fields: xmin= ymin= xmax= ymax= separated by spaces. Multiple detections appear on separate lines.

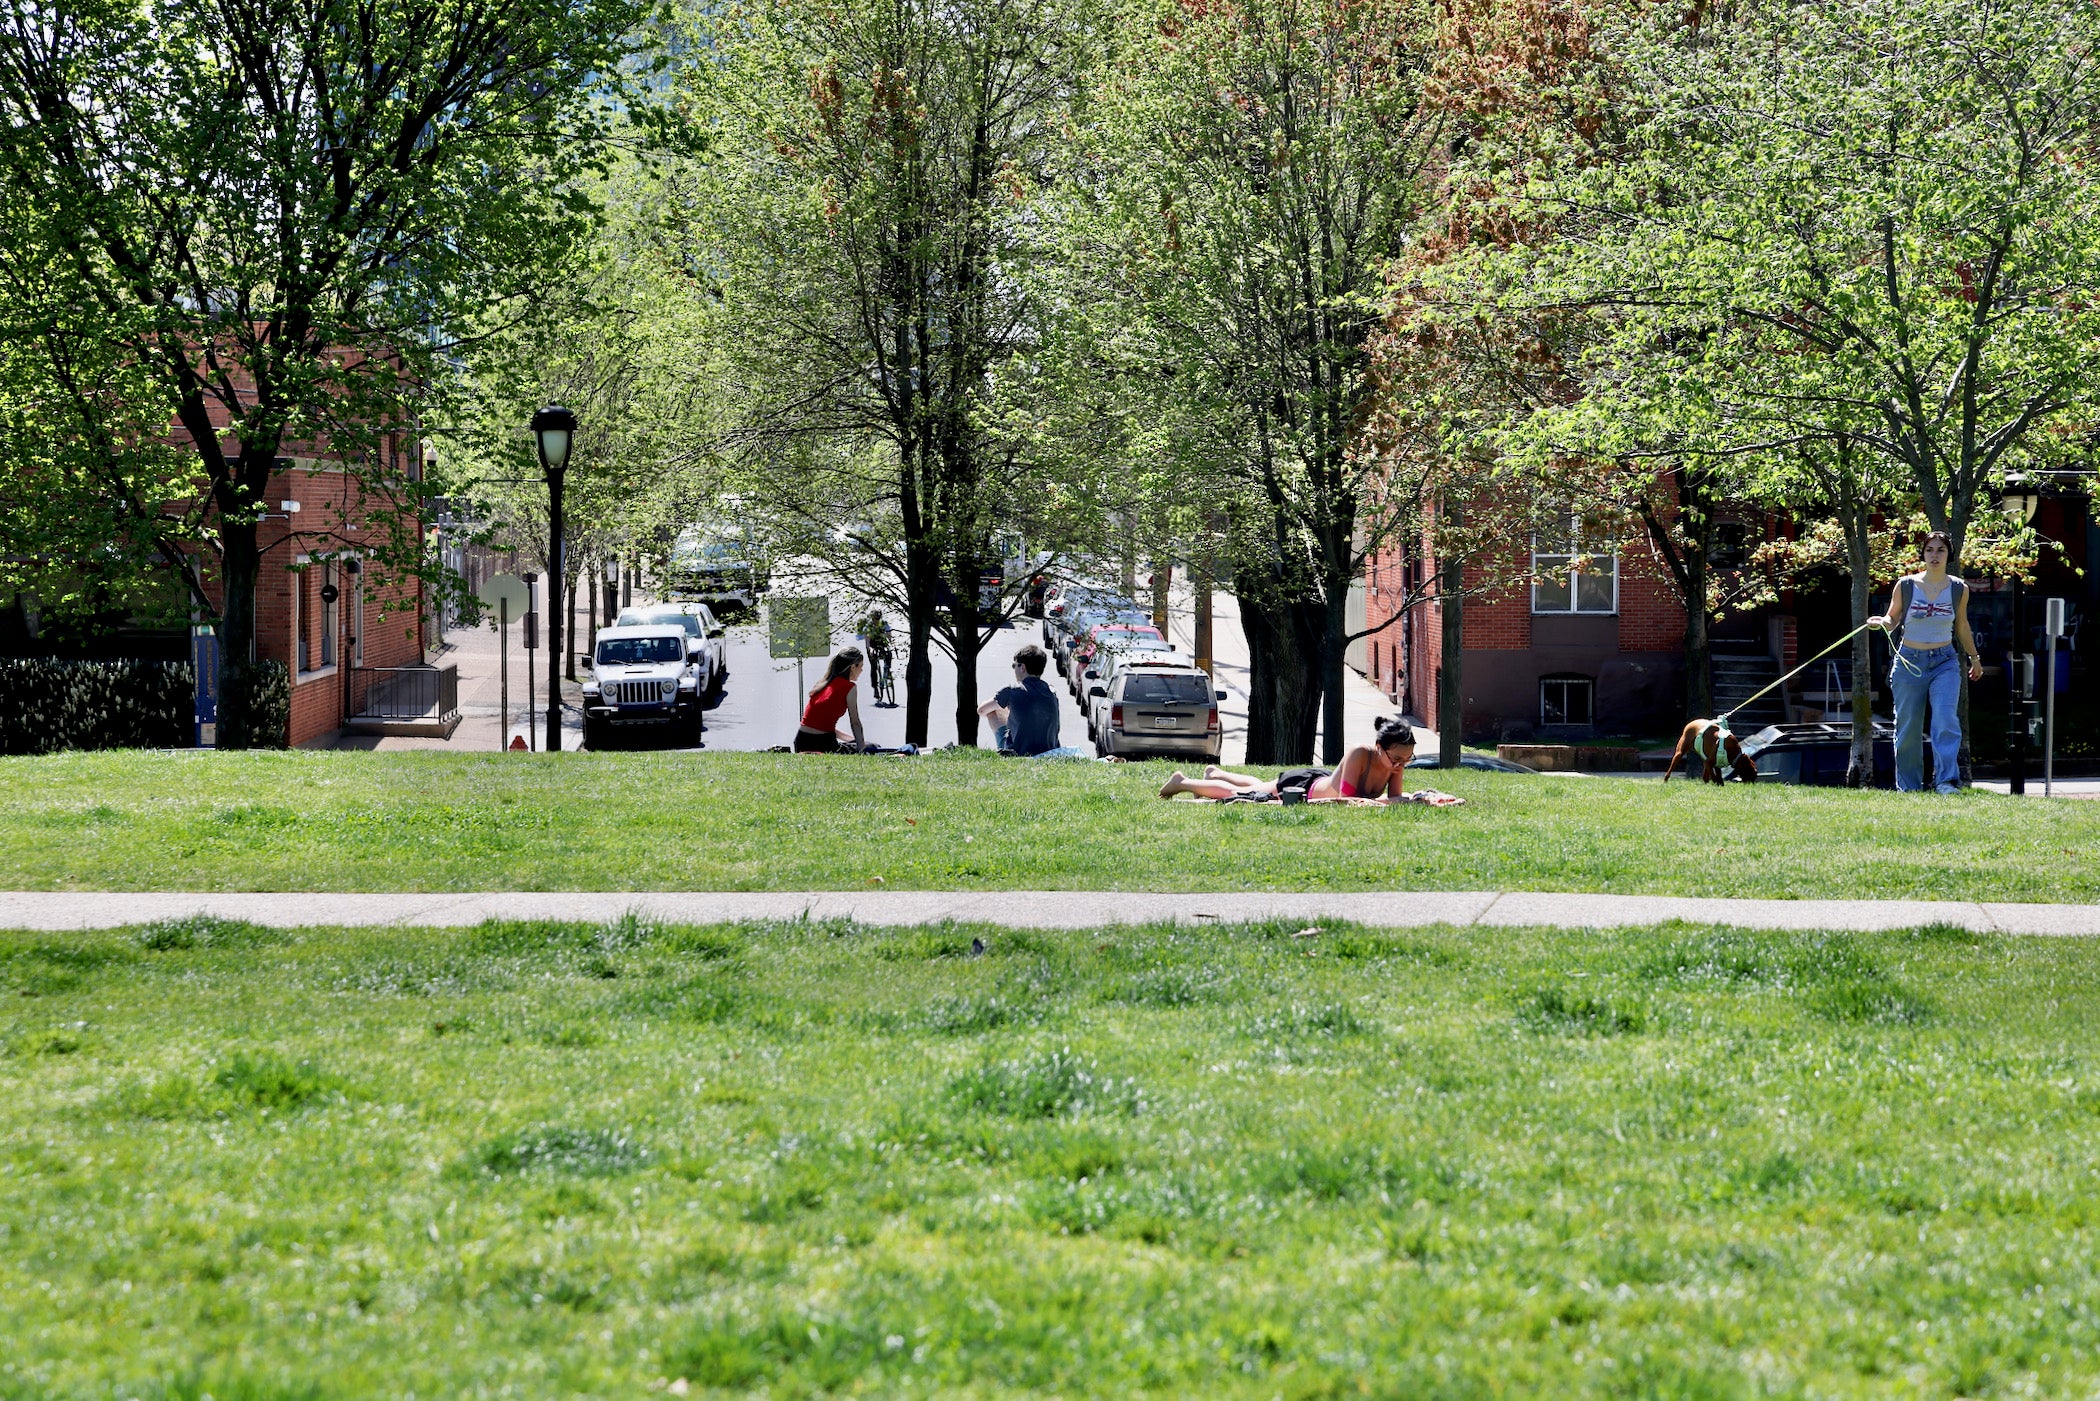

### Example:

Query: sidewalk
xmin=5 ymin=890 xmax=2095 ymax=935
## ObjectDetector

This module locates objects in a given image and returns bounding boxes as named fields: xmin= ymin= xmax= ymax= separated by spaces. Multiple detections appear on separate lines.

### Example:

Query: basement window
xmin=1540 ymin=674 xmax=1595 ymax=728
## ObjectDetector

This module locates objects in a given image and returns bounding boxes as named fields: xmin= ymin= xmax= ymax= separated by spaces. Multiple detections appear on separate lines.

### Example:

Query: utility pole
xmin=1193 ymin=560 xmax=1214 ymax=678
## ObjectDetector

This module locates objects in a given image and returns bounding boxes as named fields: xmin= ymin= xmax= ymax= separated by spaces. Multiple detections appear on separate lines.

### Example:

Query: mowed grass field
xmin=4 ymin=749 xmax=2098 ymax=899
xmin=4 ymin=915 xmax=2100 ymax=1398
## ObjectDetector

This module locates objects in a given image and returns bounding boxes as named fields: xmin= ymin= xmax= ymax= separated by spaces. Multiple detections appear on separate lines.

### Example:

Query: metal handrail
xmin=351 ymin=664 xmax=458 ymax=720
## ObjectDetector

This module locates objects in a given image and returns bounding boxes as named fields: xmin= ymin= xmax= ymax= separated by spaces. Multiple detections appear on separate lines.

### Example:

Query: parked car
xmin=1070 ymin=622 xmax=1169 ymax=695
xmin=581 ymin=625 xmax=705 ymax=749
xmin=1080 ymin=638 xmax=1176 ymax=728
xmin=1051 ymin=595 xmax=1151 ymax=667
xmin=615 ymin=601 xmax=727 ymax=698
xmin=665 ymin=527 xmax=766 ymax=614
xmin=1091 ymin=662 xmax=1225 ymax=760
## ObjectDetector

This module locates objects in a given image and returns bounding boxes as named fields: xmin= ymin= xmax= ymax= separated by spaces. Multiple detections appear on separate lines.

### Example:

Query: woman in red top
xmin=795 ymin=647 xmax=867 ymax=752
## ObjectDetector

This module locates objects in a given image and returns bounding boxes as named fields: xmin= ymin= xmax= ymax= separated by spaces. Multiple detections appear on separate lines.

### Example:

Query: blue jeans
xmin=1890 ymin=644 xmax=1962 ymax=792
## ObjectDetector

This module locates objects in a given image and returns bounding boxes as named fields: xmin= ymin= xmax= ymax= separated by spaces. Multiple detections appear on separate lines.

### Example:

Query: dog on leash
xmin=1663 ymin=718 xmax=1758 ymax=784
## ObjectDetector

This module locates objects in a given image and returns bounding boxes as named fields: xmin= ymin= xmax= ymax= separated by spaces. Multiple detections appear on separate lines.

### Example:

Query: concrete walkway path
xmin=5 ymin=890 xmax=2096 ymax=935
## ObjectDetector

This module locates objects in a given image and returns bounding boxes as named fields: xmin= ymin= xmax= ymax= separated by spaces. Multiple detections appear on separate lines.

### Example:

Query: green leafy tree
xmin=678 ymin=0 xmax=1096 ymax=746
xmin=0 ymin=0 xmax=644 ymax=743
xmin=1077 ymin=0 xmax=1443 ymax=763
xmin=1450 ymin=0 xmax=2100 ymax=773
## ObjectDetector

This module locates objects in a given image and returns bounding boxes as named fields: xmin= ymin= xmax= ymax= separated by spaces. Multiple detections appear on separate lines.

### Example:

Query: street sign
xmin=477 ymin=573 xmax=529 ymax=617
xmin=479 ymin=573 xmax=531 ymax=754
xmin=768 ymin=596 xmax=832 ymax=659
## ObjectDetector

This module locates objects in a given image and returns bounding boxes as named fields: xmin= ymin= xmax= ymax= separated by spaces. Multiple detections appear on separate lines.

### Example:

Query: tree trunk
xmin=903 ymin=541 xmax=937 ymax=748
xmin=214 ymin=518 xmax=268 ymax=748
xmin=1437 ymin=554 xmax=1463 ymax=769
xmin=1193 ymin=564 xmax=1213 ymax=676
xmin=1239 ymin=586 xmax=1319 ymax=764
xmin=1844 ymin=503 xmax=1875 ymax=787
xmin=1685 ymin=580 xmax=1712 ymax=722
xmin=587 ymin=568 xmax=599 ymax=642
xmin=1151 ymin=560 xmax=1171 ymax=632
xmin=565 ymin=564 xmax=580 ymax=683
xmin=952 ymin=619 xmax=984 ymax=748
xmin=1319 ymin=581 xmax=1348 ymax=765
xmin=1683 ymin=526 xmax=1713 ymax=721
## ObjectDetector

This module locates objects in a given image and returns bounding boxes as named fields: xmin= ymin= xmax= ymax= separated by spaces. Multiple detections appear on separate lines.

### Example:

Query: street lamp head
xmin=2001 ymin=475 xmax=2041 ymax=524
xmin=530 ymin=404 xmax=578 ymax=475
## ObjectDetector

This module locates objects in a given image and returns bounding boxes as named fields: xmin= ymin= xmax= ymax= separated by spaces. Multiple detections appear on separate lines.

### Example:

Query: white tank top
xmin=1900 ymin=575 xmax=1959 ymax=648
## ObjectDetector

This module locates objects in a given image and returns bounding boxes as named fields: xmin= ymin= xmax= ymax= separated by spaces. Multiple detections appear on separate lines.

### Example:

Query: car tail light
xmin=1207 ymin=706 xmax=1220 ymax=732
xmin=1111 ymin=704 xmax=1124 ymax=731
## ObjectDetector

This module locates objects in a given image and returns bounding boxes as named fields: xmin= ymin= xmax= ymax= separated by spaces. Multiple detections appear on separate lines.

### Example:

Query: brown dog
xmin=1663 ymin=718 xmax=1758 ymax=784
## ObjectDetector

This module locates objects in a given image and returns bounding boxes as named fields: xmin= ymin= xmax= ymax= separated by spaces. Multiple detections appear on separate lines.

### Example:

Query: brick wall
xmin=1363 ymin=488 xmax=1691 ymax=742
xmin=190 ymin=458 xmax=427 ymax=747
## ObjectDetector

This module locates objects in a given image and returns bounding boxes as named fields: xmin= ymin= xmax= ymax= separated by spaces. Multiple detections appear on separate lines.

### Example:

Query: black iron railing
xmin=352 ymin=664 xmax=458 ymax=721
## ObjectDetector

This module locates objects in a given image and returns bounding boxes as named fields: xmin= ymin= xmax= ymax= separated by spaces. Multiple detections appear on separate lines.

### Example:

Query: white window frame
xmin=319 ymin=562 xmax=337 ymax=669
xmin=1540 ymin=675 xmax=1595 ymax=728
xmin=293 ymin=555 xmax=340 ymax=680
xmin=1531 ymin=515 xmax=1619 ymax=615
xmin=350 ymin=566 xmax=364 ymax=668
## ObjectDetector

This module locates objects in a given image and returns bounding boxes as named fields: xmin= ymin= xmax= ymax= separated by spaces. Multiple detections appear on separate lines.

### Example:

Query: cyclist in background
xmin=861 ymin=608 xmax=897 ymax=708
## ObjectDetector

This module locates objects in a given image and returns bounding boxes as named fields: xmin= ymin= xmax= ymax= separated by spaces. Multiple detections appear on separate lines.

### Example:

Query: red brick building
xmin=245 ymin=457 xmax=435 ymax=746
xmin=1361 ymin=511 xmax=1689 ymax=745
xmin=173 ymin=349 xmax=452 ymax=748
xmin=1362 ymin=485 xmax=2099 ymax=746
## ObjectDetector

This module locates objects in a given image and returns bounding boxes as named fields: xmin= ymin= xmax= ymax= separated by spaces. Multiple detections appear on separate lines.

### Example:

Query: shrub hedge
xmin=245 ymin=659 xmax=291 ymax=750
xmin=0 ymin=658 xmax=196 ymax=754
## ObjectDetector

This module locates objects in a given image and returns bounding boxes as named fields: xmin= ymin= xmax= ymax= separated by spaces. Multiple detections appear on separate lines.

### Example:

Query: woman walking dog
xmin=1870 ymin=531 xmax=1981 ymax=793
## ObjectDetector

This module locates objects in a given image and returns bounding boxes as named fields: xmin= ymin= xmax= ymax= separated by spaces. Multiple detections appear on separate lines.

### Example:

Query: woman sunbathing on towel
xmin=1159 ymin=719 xmax=1417 ymax=802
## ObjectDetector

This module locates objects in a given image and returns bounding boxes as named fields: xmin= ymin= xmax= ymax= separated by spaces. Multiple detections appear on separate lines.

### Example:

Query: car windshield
xmin=1122 ymin=673 xmax=1212 ymax=704
xmin=597 ymin=636 xmax=684 ymax=665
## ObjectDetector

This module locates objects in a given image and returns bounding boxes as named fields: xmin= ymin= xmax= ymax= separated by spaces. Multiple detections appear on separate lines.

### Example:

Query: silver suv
xmin=582 ymin=625 xmax=704 ymax=749
xmin=1093 ymin=663 xmax=1224 ymax=761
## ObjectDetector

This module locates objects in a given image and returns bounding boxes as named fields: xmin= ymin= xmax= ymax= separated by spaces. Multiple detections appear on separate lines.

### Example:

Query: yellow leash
xmin=1718 ymin=622 xmax=1875 ymax=727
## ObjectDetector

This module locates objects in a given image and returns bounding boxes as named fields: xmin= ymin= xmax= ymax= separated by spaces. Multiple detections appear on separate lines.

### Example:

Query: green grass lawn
xmin=5 ymin=914 xmax=2099 ymax=1398
xmin=3 ymin=749 xmax=2097 ymax=900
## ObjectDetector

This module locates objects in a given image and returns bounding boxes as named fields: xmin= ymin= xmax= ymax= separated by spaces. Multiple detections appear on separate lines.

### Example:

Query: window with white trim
xmin=319 ymin=562 xmax=337 ymax=669
xmin=1532 ymin=514 xmax=1618 ymax=614
xmin=296 ymin=560 xmax=339 ymax=675
xmin=1540 ymin=674 xmax=1595 ymax=727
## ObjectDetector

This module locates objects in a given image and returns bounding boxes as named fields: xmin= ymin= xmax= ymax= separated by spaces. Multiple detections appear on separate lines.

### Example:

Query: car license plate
xmin=1152 ymin=716 xmax=1180 ymax=729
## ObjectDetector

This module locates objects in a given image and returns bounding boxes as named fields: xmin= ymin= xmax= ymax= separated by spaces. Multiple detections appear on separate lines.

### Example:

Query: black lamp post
xmin=2002 ymin=481 xmax=2042 ymax=795
xmin=531 ymin=404 xmax=577 ymax=753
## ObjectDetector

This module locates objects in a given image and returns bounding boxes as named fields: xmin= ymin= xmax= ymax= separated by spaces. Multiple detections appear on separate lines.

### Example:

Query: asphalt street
xmin=342 ymin=564 xmax=1437 ymax=761
xmin=694 ymin=608 xmax=1093 ymax=753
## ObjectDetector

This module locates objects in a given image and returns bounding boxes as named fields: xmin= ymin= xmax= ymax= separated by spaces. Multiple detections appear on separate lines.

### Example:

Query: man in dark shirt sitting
xmin=978 ymin=644 xmax=1061 ymax=755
